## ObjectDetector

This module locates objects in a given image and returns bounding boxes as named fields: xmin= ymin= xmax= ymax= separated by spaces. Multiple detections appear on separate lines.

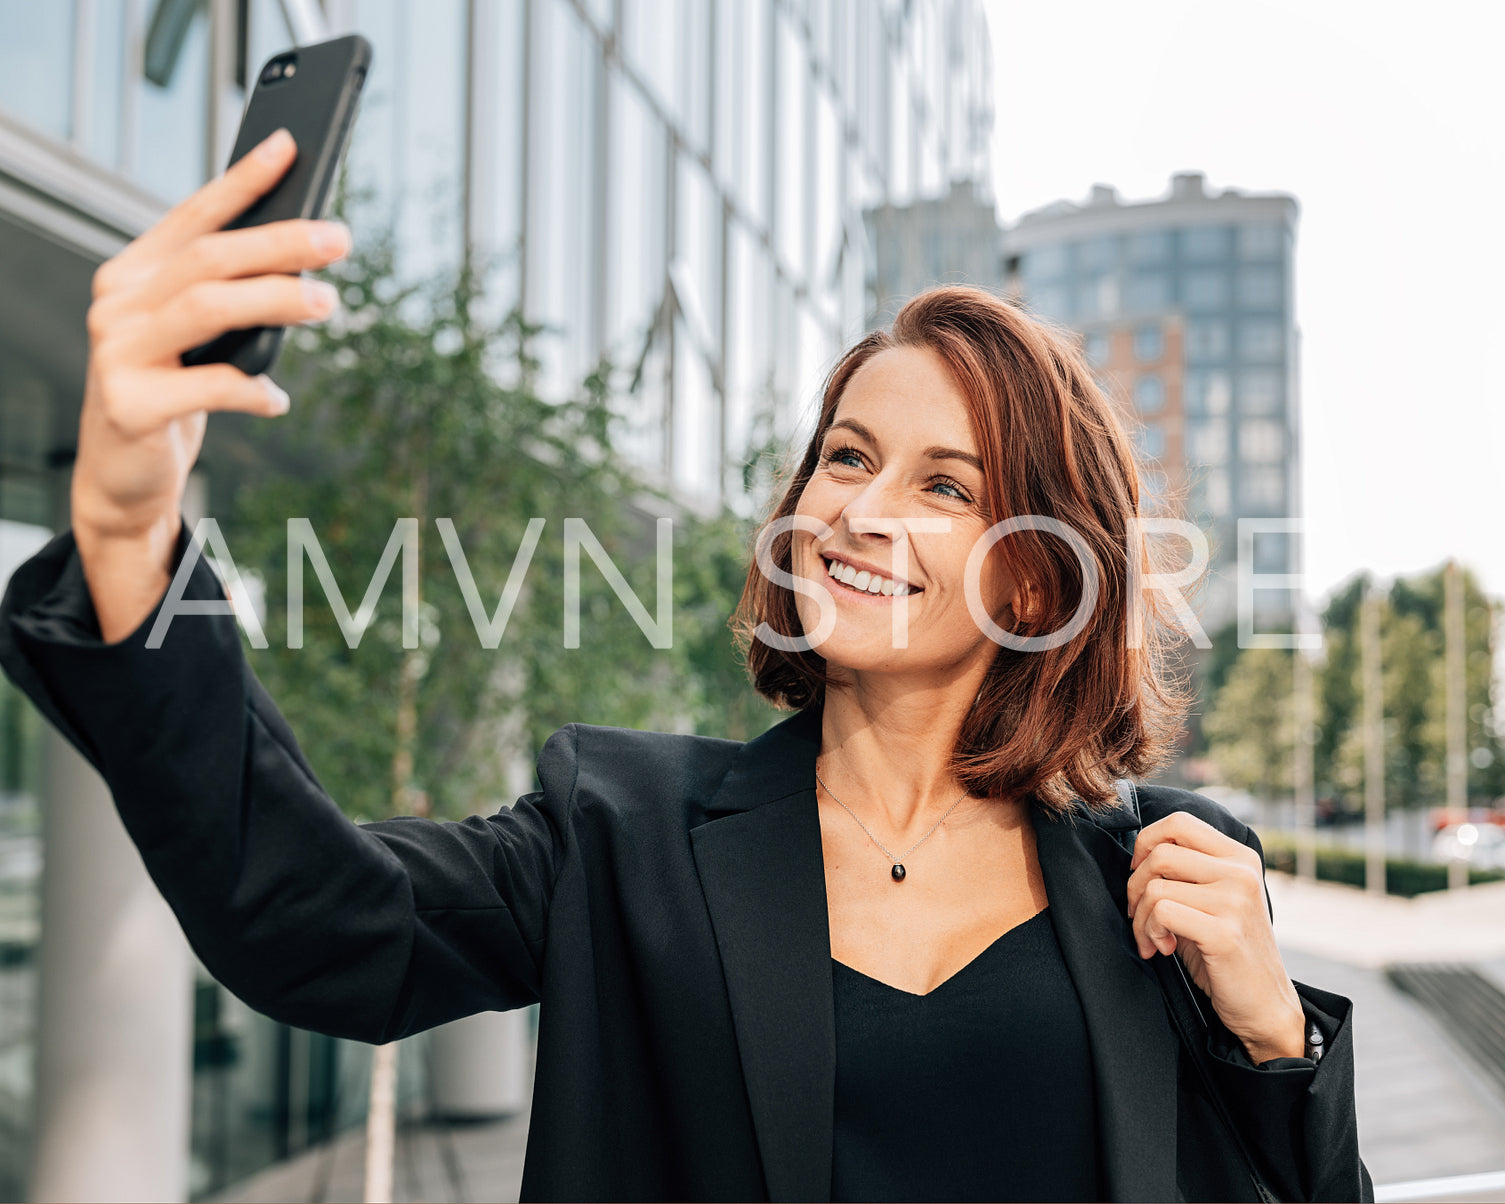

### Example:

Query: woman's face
xmin=789 ymin=345 xmax=1017 ymax=684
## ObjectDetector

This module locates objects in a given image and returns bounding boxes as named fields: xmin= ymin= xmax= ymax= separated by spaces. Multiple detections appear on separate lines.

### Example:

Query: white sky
xmin=982 ymin=0 xmax=1505 ymax=605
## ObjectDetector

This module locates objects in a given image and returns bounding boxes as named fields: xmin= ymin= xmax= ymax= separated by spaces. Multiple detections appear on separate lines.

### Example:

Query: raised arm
xmin=71 ymin=127 xmax=343 ymax=641
xmin=0 ymin=133 xmax=576 ymax=1042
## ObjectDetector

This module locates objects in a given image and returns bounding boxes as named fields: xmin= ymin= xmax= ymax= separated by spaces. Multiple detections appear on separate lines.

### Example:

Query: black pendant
xmin=891 ymin=863 xmax=906 ymax=882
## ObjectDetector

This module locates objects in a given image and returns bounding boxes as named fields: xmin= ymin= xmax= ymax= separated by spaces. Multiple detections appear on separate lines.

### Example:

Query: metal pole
xmin=1446 ymin=560 xmax=1469 ymax=889
xmin=1293 ymin=642 xmax=1316 ymax=882
xmin=1362 ymin=584 xmax=1387 ymax=895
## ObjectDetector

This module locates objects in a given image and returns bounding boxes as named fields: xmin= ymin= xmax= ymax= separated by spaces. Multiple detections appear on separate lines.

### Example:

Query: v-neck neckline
xmin=830 ymin=905 xmax=1052 ymax=998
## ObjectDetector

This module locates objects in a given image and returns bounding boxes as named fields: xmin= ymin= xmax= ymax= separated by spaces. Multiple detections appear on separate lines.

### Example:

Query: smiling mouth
xmin=821 ymin=556 xmax=919 ymax=597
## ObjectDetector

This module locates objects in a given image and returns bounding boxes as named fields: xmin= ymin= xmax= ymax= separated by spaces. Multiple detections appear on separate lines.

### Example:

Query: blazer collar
xmin=690 ymin=709 xmax=1178 ymax=1202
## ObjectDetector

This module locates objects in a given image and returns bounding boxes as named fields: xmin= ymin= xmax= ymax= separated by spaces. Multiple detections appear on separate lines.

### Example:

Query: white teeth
xmin=824 ymin=558 xmax=914 ymax=598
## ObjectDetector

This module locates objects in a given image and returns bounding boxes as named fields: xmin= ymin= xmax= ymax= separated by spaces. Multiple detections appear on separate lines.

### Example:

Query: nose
xmin=840 ymin=472 xmax=907 ymax=545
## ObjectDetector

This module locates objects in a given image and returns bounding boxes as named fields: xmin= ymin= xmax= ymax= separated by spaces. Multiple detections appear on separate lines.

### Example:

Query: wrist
xmin=1241 ymin=1002 xmax=1309 ymax=1065
xmin=71 ymin=510 xmax=184 ymax=645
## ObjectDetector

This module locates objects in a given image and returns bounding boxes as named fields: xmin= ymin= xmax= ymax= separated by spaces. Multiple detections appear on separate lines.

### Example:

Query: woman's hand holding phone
xmin=72 ymin=128 xmax=351 ymax=643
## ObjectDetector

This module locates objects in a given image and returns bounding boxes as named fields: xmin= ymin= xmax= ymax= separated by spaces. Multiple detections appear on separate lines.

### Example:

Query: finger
xmin=1132 ymin=878 xmax=1218 ymax=957
xmin=118 ymin=129 xmax=298 ymax=270
xmin=1130 ymin=811 xmax=1258 ymax=872
xmin=1136 ymin=893 xmax=1227 ymax=960
xmin=102 ymin=366 xmax=292 ymax=437
xmin=136 ymin=220 xmax=352 ymax=312
xmin=1127 ymin=842 xmax=1243 ymax=917
xmin=120 ymin=275 xmax=338 ymax=364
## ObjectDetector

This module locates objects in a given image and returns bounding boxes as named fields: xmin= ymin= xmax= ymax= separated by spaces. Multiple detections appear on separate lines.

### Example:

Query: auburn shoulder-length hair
xmin=733 ymin=285 xmax=1191 ymax=816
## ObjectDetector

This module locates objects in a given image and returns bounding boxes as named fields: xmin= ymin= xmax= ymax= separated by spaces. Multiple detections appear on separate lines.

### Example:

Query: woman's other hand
xmin=1126 ymin=811 xmax=1307 ymax=1064
xmin=72 ymin=128 xmax=350 ymax=641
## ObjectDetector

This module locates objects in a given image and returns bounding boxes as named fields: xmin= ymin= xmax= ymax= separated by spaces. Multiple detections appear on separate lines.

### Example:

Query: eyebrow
xmin=826 ymin=417 xmax=984 ymax=473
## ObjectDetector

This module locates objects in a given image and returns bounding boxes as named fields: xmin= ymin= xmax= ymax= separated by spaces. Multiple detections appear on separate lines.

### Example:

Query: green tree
xmin=1203 ymin=647 xmax=1295 ymax=799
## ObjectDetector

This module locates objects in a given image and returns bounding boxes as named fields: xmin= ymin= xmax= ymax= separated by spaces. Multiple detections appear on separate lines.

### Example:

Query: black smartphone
xmin=181 ymin=34 xmax=372 ymax=378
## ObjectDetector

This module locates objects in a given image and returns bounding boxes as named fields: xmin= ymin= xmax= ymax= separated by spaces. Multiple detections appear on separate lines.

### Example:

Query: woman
xmin=1 ymin=132 xmax=1370 ymax=1201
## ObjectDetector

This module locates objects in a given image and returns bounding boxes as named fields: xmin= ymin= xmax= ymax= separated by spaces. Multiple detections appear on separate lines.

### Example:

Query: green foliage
xmin=1204 ymin=564 xmax=1505 ymax=814
xmin=1202 ymin=648 xmax=1294 ymax=798
xmin=226 ymin=237 xmax=776 ymax=821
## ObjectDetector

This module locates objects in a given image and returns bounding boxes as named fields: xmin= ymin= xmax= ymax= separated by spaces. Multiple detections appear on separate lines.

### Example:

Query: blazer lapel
xmin=690 ymin=710 xmax=835 ymax=1202
xmin=1034 ymin=804 xmax=1180 ymax=1202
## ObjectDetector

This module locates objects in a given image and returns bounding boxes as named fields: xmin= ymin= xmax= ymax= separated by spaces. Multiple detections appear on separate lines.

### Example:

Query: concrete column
xmin=428 ymin=1010 xmax=530 ymax=1120
xmin=29 ymin=729 xmax=193 ymax=1201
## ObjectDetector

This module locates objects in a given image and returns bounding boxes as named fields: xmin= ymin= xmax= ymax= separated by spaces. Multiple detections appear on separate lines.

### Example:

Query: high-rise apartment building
xmin=1003 ymin=173 xmax=1301 ymax=635
xmin=0 ymin=0 xmax=995 ymax=1197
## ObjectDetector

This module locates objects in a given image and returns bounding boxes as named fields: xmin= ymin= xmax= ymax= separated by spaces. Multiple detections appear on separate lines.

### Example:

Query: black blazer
xmin=1 ymin=530 xmax=1372 ymax=1202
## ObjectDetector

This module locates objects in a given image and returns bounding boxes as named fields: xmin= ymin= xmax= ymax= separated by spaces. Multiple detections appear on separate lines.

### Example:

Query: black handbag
xmin=1096 ymin=779 xmax=1283 ymax=1204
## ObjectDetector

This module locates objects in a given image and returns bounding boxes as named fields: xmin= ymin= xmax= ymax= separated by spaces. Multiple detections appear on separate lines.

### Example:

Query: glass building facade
xmin=1004 ymin=173 xmax=1301 ymax=633
xmin=0 ymin=0 xmax=995 ymax=1195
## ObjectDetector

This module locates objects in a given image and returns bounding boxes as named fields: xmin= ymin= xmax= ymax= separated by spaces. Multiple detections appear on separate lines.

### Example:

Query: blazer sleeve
xmin=0 ymin=525 xmax=575 ymax=1045
xmin=1193 ymin=823 xmax=1374 ymax=1202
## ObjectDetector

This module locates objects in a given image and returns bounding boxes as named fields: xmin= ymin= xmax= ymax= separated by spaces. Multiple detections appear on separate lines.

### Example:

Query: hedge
xmin=1259 ymin=832 xmax=1505 ymax=897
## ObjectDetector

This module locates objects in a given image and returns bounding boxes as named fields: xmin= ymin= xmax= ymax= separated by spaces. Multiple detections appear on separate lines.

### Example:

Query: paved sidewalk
xmin=212 ymin=872 xmax=1505 ymax=1202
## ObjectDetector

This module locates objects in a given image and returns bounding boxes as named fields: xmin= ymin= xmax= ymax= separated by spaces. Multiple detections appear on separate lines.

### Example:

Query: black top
xmin=831 ymin=906 xmax=1100 ymax=1202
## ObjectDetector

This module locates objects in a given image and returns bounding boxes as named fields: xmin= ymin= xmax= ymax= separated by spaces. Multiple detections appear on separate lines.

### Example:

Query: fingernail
xmin=262 ymin=377 xmax=290 ymax=413
xmin=303 ymin=279 xmax=339 ymax=318
xmin=255 ymin=128 xmax=294 ymax=164
xmin=311 ymin=221 xmax=351 ymax=259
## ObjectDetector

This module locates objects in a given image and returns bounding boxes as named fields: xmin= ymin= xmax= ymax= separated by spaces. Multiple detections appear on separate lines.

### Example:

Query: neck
xmin=817 ymin=671 xmax=985 ymax=836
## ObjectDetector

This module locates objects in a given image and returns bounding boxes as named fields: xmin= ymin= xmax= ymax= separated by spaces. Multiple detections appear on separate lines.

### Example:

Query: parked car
xmin=1431 ymin=822 xmax=1505 ymax=870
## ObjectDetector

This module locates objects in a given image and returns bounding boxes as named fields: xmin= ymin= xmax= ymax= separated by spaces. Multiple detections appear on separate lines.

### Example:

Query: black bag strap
xmin=1100 ymin=779 xmax=1281 ymax=1204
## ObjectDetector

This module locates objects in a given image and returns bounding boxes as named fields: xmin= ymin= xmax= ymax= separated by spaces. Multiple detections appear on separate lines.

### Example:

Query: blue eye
xmin=929 ymin=477 xmax=971 ymax=502
xmin=822 ymin=444 xmax=865 ymax=470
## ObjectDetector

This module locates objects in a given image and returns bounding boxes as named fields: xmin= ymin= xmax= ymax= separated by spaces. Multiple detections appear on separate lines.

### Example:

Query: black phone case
xmin=180 ymin=34 xmax=372 ymax=378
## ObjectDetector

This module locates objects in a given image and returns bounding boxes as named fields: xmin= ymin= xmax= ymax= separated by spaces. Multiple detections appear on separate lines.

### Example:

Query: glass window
xmin=1238 ymin=319 xmax=1285 ymax=361
xmin=473 ymin=0 xmax=525 ymax=317
xmin=725 ymin=219 xmax=772 ymax=477
xmin=1187 ymin=419 xmax=1228 ymax=465
xmin=1240 ymin=466 xmax=1286 ymax=508
xmin=1080 ymin=235 xmax=1117 ymax=273
xmin=1027 ymin=285 xmax=1072 ymax=322
xmin=1083 ymin=331 xmax=1110 ymax=367
xmin=1237 ymin=266 xmax=1282 ymax=309
xmin=624 ymin=0 xmax=685 ymax=131
xmin=1133 ymin=325 xmax=1163 ymax=362
xmin=1195 ymin=469 xmax=1230 ymax=515
xmin=775 ymin=12 xmax=808 ymax=271
xmin=1185 ymin=370 xmax=1231 ymax=415
xmin=676 ymin=152 xmax=723 ymax=353
xmin=812 ymin=77 xmax=843 ymax=299
xmin=1238 ymin=369 xmax=1282 ymax=414
xmin=1134 ymin=375 xmax=1165 ymax=413
xmin=130 ymin=1 xmax=210 ymax=199
xmin=1127 ymin=229 xmax=1169 ymax=264
xmin=84 ymin=0 xmax=128 ymax=168
xmin=1137 ymin=424 xmax=1166 ymax=459
xmin=1239 ymin=222 xmax=1284 ymax=260
xmin=1126 ymin=271 xmax=1169 ymax=311
xmin=1023 ymin=244 xmax=1069 ymax=281
xmin=527 ymin=0 xmax=598 ymax=396
xmin=1181 ymin=225 xmax=1231 ymax=261
xmin=1078 ymin=276 xmax=1118 ymax=321
xmin=1239 ymin=419 xmax=1284 ymax=463
xmin=606 ymin=75 xmax=668 ymax=363
xmin=1182 ymin=270 xmax=1228 ymax=310
xmin=0 ymin=0 xmax=74 ymax=139
xmin=1185 ymin=318 xmax=1229 ymax=362
xmin=673 ymin=315 xmax=720 ymax=498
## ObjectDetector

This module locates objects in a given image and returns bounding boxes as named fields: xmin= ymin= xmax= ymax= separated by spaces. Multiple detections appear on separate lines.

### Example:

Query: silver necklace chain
xmin=815 ymin=768 xmax=969 ymax=867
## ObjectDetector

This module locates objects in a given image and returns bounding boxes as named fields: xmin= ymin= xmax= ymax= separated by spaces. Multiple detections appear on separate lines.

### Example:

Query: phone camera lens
xmin=283 ymin=62 xmax=296 ymax=77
